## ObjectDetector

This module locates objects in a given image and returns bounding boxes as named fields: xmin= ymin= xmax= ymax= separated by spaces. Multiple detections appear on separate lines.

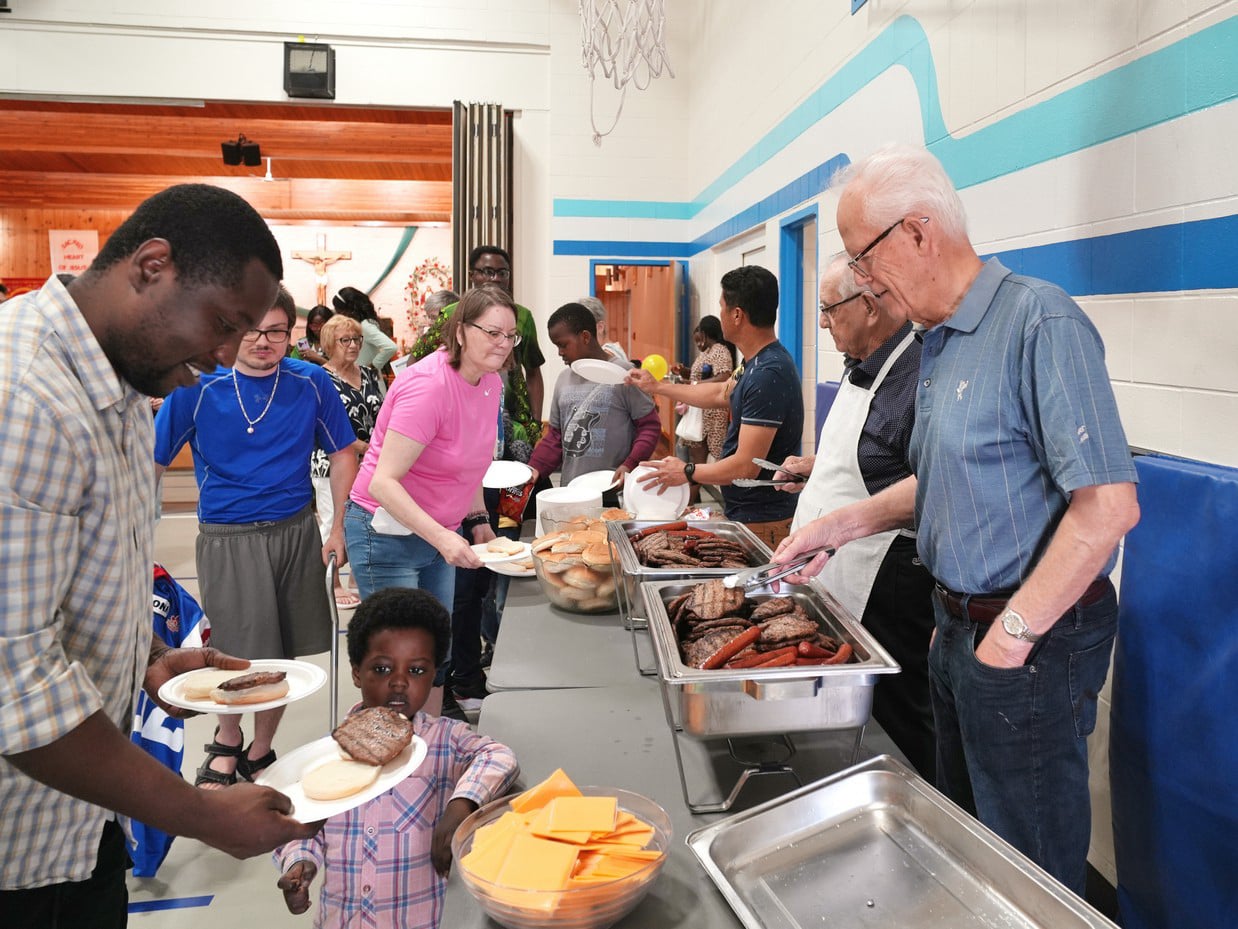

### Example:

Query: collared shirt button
xmin=923 ymin=378 xmax=931 ymax=387
xmin=366 ymin=826 xmax=376 ymax=835
xmin=363 ymin=884 xmax=372 ymax=894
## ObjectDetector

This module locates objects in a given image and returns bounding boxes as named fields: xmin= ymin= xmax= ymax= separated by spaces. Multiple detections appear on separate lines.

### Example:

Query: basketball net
xmin=579 ymin=0 xmax=674 ymax=146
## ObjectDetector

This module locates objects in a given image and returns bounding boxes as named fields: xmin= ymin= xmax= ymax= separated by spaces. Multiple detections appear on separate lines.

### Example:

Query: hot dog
xmin=701 ymin=625 xmax=761 ymax=670
xmin=210 ymin=670 xmax=290 ymax=705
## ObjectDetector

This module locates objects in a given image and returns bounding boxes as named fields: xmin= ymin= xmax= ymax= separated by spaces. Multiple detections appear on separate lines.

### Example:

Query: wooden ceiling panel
xmin=0 ymin=99 xmax=452 ymax=223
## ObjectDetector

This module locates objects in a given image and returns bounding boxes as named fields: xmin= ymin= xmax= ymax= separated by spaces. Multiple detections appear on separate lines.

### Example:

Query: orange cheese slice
xmin=527 ymin=804 xmax=592 ymax=845
xmin=494 ymin=832 xmax=579 ymax=892
xmin=546 ymin=795 xmax=617 ymax=834
xmin=508 ymin=768 xmax=582 ymax=814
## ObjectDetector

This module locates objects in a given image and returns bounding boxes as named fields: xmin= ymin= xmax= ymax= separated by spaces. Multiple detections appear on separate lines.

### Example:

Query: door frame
xmin=777 ymin=205 xmax=819 ymax=377
xmin=588 ymin=258 xmax=689 ymax=367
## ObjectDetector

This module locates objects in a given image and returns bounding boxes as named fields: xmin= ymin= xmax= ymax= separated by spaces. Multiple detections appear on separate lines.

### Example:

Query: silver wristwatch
xmin=999 ymin=607 xmax=1041 ymax=643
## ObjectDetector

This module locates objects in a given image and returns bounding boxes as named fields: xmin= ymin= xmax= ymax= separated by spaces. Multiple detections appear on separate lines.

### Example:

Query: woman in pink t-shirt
xmin=344 ymin=286 xmax=517 ymax=619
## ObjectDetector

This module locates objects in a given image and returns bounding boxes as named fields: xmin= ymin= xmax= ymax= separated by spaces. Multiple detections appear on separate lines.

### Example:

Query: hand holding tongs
xmin=722 ymin=546 xmax=836 ymax=590
xmin=751 ymin=457 xmax=807 ymax=482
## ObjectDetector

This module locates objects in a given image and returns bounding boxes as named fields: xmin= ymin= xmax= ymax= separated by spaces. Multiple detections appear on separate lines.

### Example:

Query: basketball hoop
xmin=579 ymin=0 xmax=674 ymax=145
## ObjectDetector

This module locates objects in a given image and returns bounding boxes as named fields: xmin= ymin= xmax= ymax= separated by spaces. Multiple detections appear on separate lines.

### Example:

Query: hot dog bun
xmin=210 ymin=670 xmax=290 ymax=705
xmin=181 ymin=669 xmax=247 ymax=702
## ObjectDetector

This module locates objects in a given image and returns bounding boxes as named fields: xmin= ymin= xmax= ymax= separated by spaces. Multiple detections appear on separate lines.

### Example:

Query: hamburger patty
xmin=332 ymin=706 xmax=414 ymax=766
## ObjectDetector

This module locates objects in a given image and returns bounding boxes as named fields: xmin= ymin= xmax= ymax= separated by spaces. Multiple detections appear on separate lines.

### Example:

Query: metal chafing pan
xmin=640 ymin=579 xmax=899 ymax=739
xmin=687 ymin=755 xmax=1118 ymax=929
xmin=606 ymin=519 xmax=772 ymax=629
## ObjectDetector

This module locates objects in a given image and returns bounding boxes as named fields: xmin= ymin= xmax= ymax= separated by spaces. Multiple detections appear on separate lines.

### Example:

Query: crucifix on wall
xmin=292 ymin=234 xmax=352 ymax=305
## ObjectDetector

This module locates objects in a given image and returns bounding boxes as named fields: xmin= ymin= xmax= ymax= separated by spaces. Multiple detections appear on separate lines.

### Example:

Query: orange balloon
xmin=643 ymin=353 xmax=668 ymax=381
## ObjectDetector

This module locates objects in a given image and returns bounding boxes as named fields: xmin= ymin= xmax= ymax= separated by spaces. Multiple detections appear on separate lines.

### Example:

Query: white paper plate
xmin=568 ymin=469 xmax=620 ymax=493
xmin=571 ymin=358 xmax=629 ymax=385
xmin=622 ymin=465 xmax=690 ymax=520
xmin=158 ymin=659 xmax=327 ymax=715
xmin=483 ymin=460 xmax=534 ymax=489
xmin=485 ymin=558 xmax=537 ymax=578
xmin=470 ymin=540 xmax=533 ymax=565
xmin=256 ymin=733 xmax=428 ymax=822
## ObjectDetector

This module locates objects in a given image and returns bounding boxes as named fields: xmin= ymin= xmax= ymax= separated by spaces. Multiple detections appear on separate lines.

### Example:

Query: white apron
xmin=791 ymin=330 xmax=917 ymax=619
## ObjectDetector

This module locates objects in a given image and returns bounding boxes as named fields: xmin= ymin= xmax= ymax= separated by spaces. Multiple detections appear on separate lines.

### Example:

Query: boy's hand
xmin=278 ymin=860 xmax=318 ymax=915
xmin=432 ymin=798 xmax=478 ymax=877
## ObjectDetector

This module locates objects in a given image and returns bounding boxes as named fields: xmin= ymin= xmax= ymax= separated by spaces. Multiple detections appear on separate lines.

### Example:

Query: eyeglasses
xmin=819 ymin=289 xmax=888 ymax=320
xmin=847 ymin=217 xmax=928 ymax=278
xmin=468 ymin=322 xmax=522 ymax=346
xmin=819 ymin=292 xmax=865 ymax=320
xmin=241 ymin=327 xmax=290 ymax=344
xmin=338 ymin=336 xmax=363 ymax=346
xmin=471 ymin=266 xmax=512 ymax=281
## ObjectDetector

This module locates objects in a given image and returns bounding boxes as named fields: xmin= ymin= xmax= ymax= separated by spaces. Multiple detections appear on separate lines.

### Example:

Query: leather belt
xmin=934 ymin=577 xmax=1112 ymax=625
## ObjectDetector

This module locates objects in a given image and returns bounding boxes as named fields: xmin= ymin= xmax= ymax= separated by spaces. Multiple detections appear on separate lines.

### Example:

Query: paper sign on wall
xmin=49 ymin=230 xmax=99 ymax=277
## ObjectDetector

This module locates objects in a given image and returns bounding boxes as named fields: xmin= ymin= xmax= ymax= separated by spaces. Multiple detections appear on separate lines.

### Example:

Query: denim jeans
xmin=927 ymin=581 xmax=1117 ymax=896
xmin=344 ymin=500 xmax=457 ymax=683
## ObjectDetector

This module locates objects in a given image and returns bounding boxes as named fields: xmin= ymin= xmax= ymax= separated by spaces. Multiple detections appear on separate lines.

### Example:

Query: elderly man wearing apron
xmin=776 ymin=254 xmax=936 ymax=779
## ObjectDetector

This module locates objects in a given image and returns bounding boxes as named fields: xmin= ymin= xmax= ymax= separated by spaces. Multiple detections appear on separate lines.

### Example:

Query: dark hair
xmin=305 ymin=304 xmax=334 ymax=341
xmin=272 ymin=285 xmax=297 ymax=327
xmin=332 ymin=285 xmax=378 ymax=322
xmin=468 ymin=245 xmax=511 ymax=271
xmin=346 ymin=587 xmax=450 ymax=668
xmin=720 ymin=266 xmax=779 ymax=328
xmin=696 ymin=314 xmax=737 ymax=367
xmin=547 ymin=302 xmax=597 ymax=337
xmin=440 ymin=284 xmax=518 ymax=369
xmin=86 ymin=183 xmax=282 ymax=290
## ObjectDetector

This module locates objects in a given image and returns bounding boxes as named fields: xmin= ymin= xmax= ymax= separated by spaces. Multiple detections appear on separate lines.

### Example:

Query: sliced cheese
xmin=508 ymin=768 xmax=582 ymax=814
xmin=546 ymin=795 xmax=617 ymax=834
xmin=527 ymin=804 xmax=592 ymax=845
xmin=494 ymin=832 xmax=578 ymax=892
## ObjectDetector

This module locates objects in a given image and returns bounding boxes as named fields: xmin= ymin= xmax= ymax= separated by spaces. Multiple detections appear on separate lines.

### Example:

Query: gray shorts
xmin=195 ymin=504 xmax=332 ymax=659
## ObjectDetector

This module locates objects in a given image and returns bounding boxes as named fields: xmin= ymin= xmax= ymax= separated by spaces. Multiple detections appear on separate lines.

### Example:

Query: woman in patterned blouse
xmin=311 ymin=314 xmax=385 ymax=607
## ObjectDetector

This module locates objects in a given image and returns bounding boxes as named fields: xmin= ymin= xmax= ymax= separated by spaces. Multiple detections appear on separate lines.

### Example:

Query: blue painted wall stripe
xmin=553 ymin=15 xmax=1238 ymax=221
xmin=559 ymin=213 xmax=1238 ymax=296
xmin=129 ymin=895 xmax=213 ymax=913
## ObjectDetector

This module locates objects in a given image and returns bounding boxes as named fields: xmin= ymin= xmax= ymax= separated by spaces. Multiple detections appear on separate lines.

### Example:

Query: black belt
xmin=934 ymin=577 xmax=1112 ymax=625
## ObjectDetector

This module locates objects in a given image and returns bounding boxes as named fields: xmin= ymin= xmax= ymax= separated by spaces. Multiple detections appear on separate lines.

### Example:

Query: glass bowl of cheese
xmin=453 ymin=775 xmax=672 ymax=929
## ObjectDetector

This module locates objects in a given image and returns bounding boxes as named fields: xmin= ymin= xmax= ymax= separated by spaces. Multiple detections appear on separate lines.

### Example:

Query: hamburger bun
xmin=486 ymin=537 xmax=525 ymax=556
xmin=563 ymin=565 xmax=598 ymax=590
xmin=302 ymin=758 xmax=382 ymax=801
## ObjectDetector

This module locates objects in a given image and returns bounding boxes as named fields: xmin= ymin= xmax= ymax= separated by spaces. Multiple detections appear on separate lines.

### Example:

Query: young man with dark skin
xmin=0 ymin=184 xmax=319 ymax=929
xmin=526 ymin=302 xmax=661 ymax=493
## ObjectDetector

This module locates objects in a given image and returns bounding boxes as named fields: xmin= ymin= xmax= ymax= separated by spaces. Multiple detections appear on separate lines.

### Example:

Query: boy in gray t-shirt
xmin=526 ymin=302 xmax=663 ymax=490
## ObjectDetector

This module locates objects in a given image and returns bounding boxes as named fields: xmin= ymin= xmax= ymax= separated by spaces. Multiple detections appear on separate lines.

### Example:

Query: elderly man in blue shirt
xmin=774 ymin=144 xmax=1139 ymax=897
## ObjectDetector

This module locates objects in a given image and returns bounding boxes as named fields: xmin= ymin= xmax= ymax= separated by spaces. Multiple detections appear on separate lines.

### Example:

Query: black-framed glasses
xmin=467 ymin=322 xmax=522 ymax=346
xmin=471 ymin=266 xmax=511 ymax=280
xmin=338 ymin=336 xmax=363 ymax=346
xmin=241 ymin=327 xmax=290 ymax=344
xmin=819 ymin=292 xmax=865 ymax=320
xmin=847 ymin=217 xmax=928 ymax=277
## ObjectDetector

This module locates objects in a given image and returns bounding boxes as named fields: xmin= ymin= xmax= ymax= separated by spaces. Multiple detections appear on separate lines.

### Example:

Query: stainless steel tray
xmin=606 ymin=519 xmax=772 ymax=629
xmin=687 ymin=755 xmax=1118 ymax=929
xmin=640 ymin=579 xmax=899 ymax=739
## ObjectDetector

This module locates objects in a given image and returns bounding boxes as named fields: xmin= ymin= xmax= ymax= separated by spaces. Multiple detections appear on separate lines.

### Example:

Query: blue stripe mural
xmin=552 ymin=14 xmax=1238 ymax=295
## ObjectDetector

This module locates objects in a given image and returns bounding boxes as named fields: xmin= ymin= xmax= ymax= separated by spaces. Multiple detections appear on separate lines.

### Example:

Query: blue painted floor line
xmin=129 ymin=894 xmax=213 ymax=913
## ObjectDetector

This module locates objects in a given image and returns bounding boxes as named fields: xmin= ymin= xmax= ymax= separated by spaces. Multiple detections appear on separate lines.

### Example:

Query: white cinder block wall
xmin=4 ymin=0 xmax=1236 ymax=889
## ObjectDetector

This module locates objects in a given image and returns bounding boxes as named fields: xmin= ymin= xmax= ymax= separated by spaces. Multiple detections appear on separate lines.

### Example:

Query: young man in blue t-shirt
xmin=628 ymin=265 xmax=803 ymax=547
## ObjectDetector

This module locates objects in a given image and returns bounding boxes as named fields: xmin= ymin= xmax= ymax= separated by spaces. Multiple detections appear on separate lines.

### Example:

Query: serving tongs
xmin=721 ymin=546 xmax=835 ymax=591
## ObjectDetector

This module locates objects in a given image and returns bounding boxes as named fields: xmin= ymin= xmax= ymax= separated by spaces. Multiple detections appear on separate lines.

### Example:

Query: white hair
xmin=831 ymin=143 xmax=969 ymax=241
xmin=821 ymin=251 xmax=863 ymax=303
xmin=576 ymin=295 xmax=606 ymax=323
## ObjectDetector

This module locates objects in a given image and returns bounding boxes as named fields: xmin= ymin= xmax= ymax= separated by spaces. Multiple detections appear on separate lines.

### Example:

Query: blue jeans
xmin=344 ymin=500 xmax=457 ymax=683
xmin=927 ymin=582 xmax=1117 ymax=896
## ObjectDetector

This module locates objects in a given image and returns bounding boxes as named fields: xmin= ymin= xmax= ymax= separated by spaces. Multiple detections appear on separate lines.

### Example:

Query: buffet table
xmin=444 ymin=679 xmax=905 ymax=928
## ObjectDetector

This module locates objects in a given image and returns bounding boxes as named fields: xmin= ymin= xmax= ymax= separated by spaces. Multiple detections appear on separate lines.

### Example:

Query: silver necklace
xmin=233 ymin=364 xmax=281 ymax=434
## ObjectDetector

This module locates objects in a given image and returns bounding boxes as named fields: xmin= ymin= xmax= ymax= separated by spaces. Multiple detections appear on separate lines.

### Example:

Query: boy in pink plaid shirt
xmin=275 ymin=588 xmax=518 ymax=928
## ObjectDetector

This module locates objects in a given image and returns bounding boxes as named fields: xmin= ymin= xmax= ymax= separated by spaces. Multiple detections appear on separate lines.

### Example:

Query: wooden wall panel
xmin=0 ymin=208 xmax=129 ymax=278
